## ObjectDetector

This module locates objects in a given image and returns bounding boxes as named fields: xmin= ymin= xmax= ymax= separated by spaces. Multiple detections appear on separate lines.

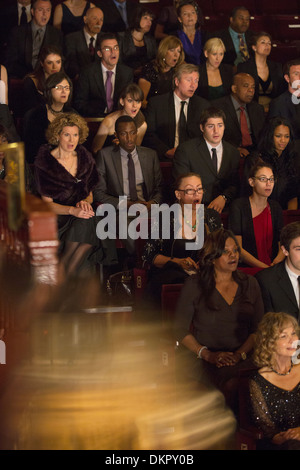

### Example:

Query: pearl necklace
xmin=271 ymin=362 xmax=293 ymax=376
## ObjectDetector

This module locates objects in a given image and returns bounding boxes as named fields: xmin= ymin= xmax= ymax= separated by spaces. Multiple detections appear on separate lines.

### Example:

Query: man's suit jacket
xmin=212 ymin=94 xmax=265 ymax=148
xmin=237 ymin=56 xmax=286 ymax=102
xmin=4 ymin=21 xmax=63 ymax=79
xmin=255 ymin=261 xmax=299 ymax=320
xmin=172 ymin=136 xmax=240 ymax=205
xmin=97 ymin=0 xmax=138 ymax=33
xmin=268 ymin=90 xmax=300 ymax=140
xmin=143 ymin=92 xmax=210 ymax=161
xmin=64 ymin=29 xmax=103 ymax=79
xmin=93 ymin=145 xmax=163 ymax=208
xmin=0 ymin=3 xmax=21 ymax=56
xmin=212 ymin=28 xmax=253 ymax=66
xmin=73 ymin=60 xmax=134 ymax=117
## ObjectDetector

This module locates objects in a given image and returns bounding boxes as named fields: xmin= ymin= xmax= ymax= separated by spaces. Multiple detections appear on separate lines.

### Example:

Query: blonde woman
xmin=197 ymin=37 xmax=233 ymax=100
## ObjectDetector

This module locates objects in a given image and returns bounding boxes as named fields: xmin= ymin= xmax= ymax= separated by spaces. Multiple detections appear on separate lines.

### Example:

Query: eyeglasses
xmin=177 ymin=188 xmax=205 ymax=195
xmin=101 ymin=46 xmax=119 ymax=52
xmin=253 ymin=176 xmax=276 ymax=183
xmin=54 ymin=85 xmax=71 ymax=91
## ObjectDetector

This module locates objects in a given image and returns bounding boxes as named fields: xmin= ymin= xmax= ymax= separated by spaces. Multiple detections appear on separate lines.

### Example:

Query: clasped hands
xmin=203 ymin=350 xmax=242 ymax=368
xmin=71 ymin=200 xmax=95 ymax=218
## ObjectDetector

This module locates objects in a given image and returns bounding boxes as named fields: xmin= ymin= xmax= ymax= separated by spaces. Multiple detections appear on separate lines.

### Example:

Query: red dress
xmin=253 ymin=204 xmax=273 ymax=266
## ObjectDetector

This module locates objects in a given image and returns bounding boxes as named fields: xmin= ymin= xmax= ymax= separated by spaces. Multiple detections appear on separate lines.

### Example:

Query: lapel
xmin=167 ymin=93 xmax=176 ymax=146
xmin=95 ymin=62 xmax=105 ymax=97
xmin=277 ymin=262 xmax=299 ymax=308
xmin=137 ymin=147 xmax=149 ymax=199
xmin=199 ymin=138 xmax=218 ymax=175
xmin=226 ymin=96 xmax=241 ymax=135
xmin=112 ymin=147 xmax=125 ymax=194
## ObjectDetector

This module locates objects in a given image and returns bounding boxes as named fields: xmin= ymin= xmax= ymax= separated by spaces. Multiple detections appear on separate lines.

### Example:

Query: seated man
xmin=63 ymin=6 xmax=104 ymax=80
xmin=213 ymin=72 xmax=265 ymax=157
xmin=172 ymin=106 xmax=240 ymax=213
xmin=97 ymin=0 xmax=138 ymax=33
xmin=143 ymin=63 xmax=209 ymax=161
xmin=268 ymin=59 xmax=300 ymax=140
xmin=255 ymin=221 xmax=300 ymax=321
xmin=94 ymin=115 xmax=163 ymax=262
xmin=73 ymin=32 xmax=133 ymax=117
xmin=4 ymin=0 xmax=63 ymax=79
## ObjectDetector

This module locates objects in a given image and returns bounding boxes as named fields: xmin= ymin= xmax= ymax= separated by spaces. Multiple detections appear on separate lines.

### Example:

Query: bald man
xmin=213 ymin=73 xmax=265 ymax=157
xmin=64 ymin=7 xmax=104 ymax=79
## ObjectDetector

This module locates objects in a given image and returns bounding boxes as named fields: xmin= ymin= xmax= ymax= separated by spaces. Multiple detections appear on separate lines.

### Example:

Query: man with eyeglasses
xmin=73 ymin=32 xmax=133 ymax=117
xmin=173 ymin=106 xmax=240 ymax=213
xmin=4 ymin=0 xmax=63 ymax=79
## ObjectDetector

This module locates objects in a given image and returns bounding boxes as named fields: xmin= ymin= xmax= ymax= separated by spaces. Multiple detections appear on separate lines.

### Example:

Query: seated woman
xmin=154 ymin=0 xmax=203 ymax=40
xmin=175 ymin=0 xmax=205 ymax=66
xmin=237 ymin=32 xmax=286 ymax=112
xmin=229 ymin=158 xmax=284 ymax=271
xmin=22 ymin=45 xmax=64 ymax=114
xmin=138 ymin=35 xmax=184 ymax=109
xmin=118 ymin=6 xmax=157 ymax=80
xmin=243 ymin=117 xmax=300 ymax=210
xmin=92 ymin=83 xmax=146 ymax=154
xmin=142 ymin=172 xmax=221 ymax=310
xmin=250 ymin=312 xmax=300 ymax=450
xmin=22 ymin=71 xmax=76 ymax=164
xmin=53 ymin=0 xmax=96 ymax=35
xmin=197 ymin=38 xmax=233 ymax=101
xmin=34 ymin=112 xmax=101 ymax=279
xmin=174 ymin=228 xmax=264 ymax=412
xmin=0 ymin=64 xmax=8 ymax=105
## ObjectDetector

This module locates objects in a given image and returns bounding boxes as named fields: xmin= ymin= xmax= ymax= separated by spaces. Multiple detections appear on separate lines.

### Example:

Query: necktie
xmin=89 ymin=36 xmax=95 ymax=58
xmin=178 ymin=100 xmax=188 ymax=144
xmin=117 ymin=4 xmax=128 ymax=28
xmin=211 ymin=148 xmax=218 ymax=172
xmin=105 ymin=70 xmax=113 ymax=113
xmin=239 ymin=106 xmax=252 ymax=147
xmin=127 ymin=153 xmax=137 ymax=201
xmin=20 ymin=6 xmax=27 ymax=25
xmin=238 ymin=34 xmax=249 ymax=62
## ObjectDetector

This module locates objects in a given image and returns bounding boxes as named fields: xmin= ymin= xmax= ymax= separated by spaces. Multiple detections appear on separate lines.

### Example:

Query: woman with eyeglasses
xmin=174 ymin=228 xmax=264 ymax=413
xmin=22 ymin=71 xmax=76 ymax=164
xmin=228 ymin=158 xmax=285 ymax=270
xmin=142 ymin=172 xmax=221 ymax=312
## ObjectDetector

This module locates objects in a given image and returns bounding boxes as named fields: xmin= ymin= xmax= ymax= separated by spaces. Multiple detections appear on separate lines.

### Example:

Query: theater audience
xmin=92 ymin=83 xmax=146 ymax=154
xmin=23 ymin=71 xmax=75 ymax=163
xmin=250 ymin=312 xmax=300 ymax=450
xmin=22 ymin=45 xmax=64 ymax=114
xmin=228 ymin=159 xmax=284 ymax=270
xmin=73 ymin=32 xmax=133 ymax=117
xmin=53 ymin=1 xmax=96 ymax=36
xmin=243 ymin=117 xmax=300 ymax=210
xmin=154 ymin=0 xmax=181 ymax=40
xmin=0 ymin=1 xmax=32 ymax=61
xmin=118 ymin=6 xmax=156 ymax=80
xmin=174 ymin=228 xmax=264 ymax=411
xmin=97 ymin=0 xmax=139 ymax=34
xmin=175 ymin=0 xmax=205 ymax=66
xmin=34 ymin=112 xmax=101 ymax=279
xmin=138 ymin=35 xmax=184 ymax=109
xmin=197 ymin=37 xmax=233 ymax=101
xmin=4 ymin=0 xmax=63 ymax=79
xmin=237 ymin=32 xmax=286 ymax=112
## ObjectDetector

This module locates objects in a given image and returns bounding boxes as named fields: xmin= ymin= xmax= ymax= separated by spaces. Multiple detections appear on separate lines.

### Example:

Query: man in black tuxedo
xmin=213 ymin=73 xmax=265 ymax=158
xmin=211 ymin=6 xmax=253 ymax=68
xmin=73 ymin=32 xmax=133 ymax=117
xmin=143 ymin=63 xmax=209 ymax=161
xmin=268 ymin=59 xmax=300 ymax=140
xmin=0 ymin=1 xmax=32 ymax=60
xmin=97 ymin=0 xmax=138 ymax=33
xmin=173 ymin=106 xmax=240 ymax=213
xmin=64 ymin=6 xmax=104 ymax=80
xmin=4 ymin=0 xmax=63 ymax=79
xmin=256 ymin=222 xmax=300 ymax=321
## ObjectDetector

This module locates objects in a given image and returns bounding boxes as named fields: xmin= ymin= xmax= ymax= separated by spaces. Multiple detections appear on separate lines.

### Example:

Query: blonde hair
xmin=46 ymin=113 xmax=89 ymax=145
xmin=253 ymin=312 xmax=300 ymax=368
xmin=204 ymin=37 xmax=226 ymax=54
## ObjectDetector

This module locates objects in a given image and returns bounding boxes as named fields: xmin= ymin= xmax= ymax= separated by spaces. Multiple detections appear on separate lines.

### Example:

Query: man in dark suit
xmin=94 ymin=115 xmax=163 ymax=261
xmin=212 ymin=6 xmax=253 ymax=68
xmin=255 ymin=221 xmax=300 ymax=321
xmin=4 ymin=0 xmax=63 ymax=79
xmin=0 ymin=1 xmax=32 ymax=61
xmin=97 ymin=0 xmax=138 ymax=33
xmin=73 ymin=32 xmax=133 ymax=117
xmin=64 ymin=6 xmax=104 ymax=80
xmin=173 ymin=106 xmax=240 ymax=213
xmin=268 ymin=59 xmax=300 ymax=140
xmin=143 ymin=63 xmax=209 ymax=161
xmin=213 ymin=73 xmax=265 ymax=157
